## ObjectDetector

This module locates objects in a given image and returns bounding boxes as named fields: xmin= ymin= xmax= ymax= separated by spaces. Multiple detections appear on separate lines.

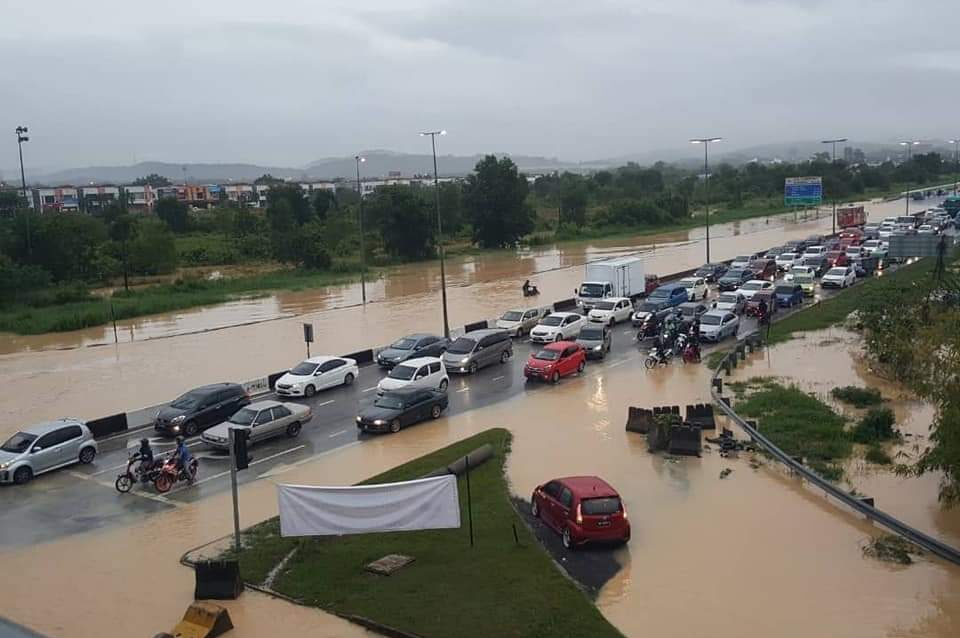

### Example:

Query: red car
xmin=748 ymin=258 xmax=777 ymax=280
xmin=524 ymin=341 xmax=585 ymax=383
xmin=824 ymin=251 xmax=849 ymax=268
xmin=531 ymin=476 xmax=630 ymax=549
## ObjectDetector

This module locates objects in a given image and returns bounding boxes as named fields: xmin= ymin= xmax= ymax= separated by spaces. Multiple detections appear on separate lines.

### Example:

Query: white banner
xmin=277 ymin=474 xmax=461 ymax=537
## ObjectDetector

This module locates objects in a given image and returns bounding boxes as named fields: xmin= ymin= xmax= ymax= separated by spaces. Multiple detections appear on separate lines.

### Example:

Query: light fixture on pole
xmin=420 ymin=130 xmax=450 ymax=339
xmin=899 ymin=140 xmax=921 ymax=215
xmin=690 ymin=137 xmax=722 ymax=264
xmin=15 ymin=126 xmax=31 ymax=255
xmin=948 ymin=139 xmax=959 ymax=195
xmin=355 ymin=155 xmax=367 ymax=305
xmin=821 ymin=138 xmax=847 ymax=235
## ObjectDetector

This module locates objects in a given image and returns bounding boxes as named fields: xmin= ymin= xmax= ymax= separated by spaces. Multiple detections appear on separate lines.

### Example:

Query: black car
xmin=802 ymin=256 xmax=829 ymax=277
xmin=356 ymin=387 xmax=448 ymax=434
xmin=155 ymin=383 xmax=250 ymax=436
xmin=631 ymin=299 xmax=672 ymax=326
xmin=675 ymin=301 xmax=709 ymax=331
xmin=717 ymin=268 xmax=753 ymax=292
xmin=376 ymin=333 xmax=450 ymax=368
xmin=763 ymin=246 xmax=786 ymax=259
xmin=694 ymin=263 xmax=727 ymax=283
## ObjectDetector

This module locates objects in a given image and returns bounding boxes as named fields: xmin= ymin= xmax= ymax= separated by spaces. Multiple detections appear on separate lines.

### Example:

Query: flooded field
xmin=2 ymin=343 xmax=958 ymax=638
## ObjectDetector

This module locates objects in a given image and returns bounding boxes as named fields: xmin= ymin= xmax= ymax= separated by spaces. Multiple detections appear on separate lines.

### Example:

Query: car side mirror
xmin=31 ymin=446 xmax=42 ymax=453
xmin=315 ymin=370 xmax=323 ymax=375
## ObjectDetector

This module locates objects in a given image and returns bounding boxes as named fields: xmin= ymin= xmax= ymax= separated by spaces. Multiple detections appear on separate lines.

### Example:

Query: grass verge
xmin=830 ymin=385 xmax=884 ymax=408
xmin=231 ymin=429 xmax=622 ymax=638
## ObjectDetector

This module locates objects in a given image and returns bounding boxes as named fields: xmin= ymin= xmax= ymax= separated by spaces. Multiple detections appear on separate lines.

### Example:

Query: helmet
xmin=140 ymin=438 xmax=149 ymax=445
xmin=175 ymin=436 xmax=185 ymax=445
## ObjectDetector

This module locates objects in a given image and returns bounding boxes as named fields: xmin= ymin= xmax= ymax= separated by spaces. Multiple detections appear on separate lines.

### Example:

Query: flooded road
xmin=2 ymin=333 xmax=958 ymax=637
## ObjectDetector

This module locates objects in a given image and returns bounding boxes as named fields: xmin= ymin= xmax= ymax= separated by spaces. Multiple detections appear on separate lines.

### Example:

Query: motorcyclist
xmin=758 ymin=299 xmax=769 ymax=326
xmin=522 ymin=279 xmax=531 ymax=295
xmin=173 ymin=436 xmax=194 ymax=480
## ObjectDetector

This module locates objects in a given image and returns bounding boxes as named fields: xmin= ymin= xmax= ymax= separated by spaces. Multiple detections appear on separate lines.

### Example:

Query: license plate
xmin=596 ymin=520 xmax=611 ymax=527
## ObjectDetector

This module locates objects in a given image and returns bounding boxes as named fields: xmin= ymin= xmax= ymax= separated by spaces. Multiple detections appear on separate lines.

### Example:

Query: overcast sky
xmin=2 ymin=0 xmax=959 ymax=171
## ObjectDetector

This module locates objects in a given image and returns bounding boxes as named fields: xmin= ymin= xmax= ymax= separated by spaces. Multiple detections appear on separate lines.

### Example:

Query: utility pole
xmin=355 ymin=155 xmax=367 ymax=305
xmin=229 ymin=428 xmax=242 ymax=553
xmin=15 ymin=126 xmax=31 ymax=255
xmin=821 ymin=138 xmax=847 ymax=235
xmin=690 ymin=137 xmax=722 ymax=263
xmin=949 ymin=139 xmax=959 ymax=195
xmin=420 ymin=130 xmax=450 ymax=339
xmin=899 ymin=140 xmax=920 ymax=215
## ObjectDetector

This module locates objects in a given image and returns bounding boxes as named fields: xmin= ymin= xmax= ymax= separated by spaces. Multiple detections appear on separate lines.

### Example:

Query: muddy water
xmin=0 ymin=197 xmax=931 ymax=440
xmin=2 ymin=349 xmax=958 ymax=637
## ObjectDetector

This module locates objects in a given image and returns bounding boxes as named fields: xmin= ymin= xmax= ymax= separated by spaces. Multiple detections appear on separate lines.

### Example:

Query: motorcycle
xmin=644 ymin=345 xmax=673 ymax=369
xmin=153 ymin=456 xmax=199 ymax=493
xmin=636 ymin=316 xmax=661 ymax=341
xmin=522 ymin=285 xmax=540 ymax=297
xmin=115 ymin=453 xmax=163 ymax=493
xmin=681 ymin=339 xmax=702 ymax=364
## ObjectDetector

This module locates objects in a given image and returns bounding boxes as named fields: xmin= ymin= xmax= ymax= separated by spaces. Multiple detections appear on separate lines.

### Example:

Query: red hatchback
xmin=524 ymin=341 xmax=586 ymax=383
xmin=531 ymin=476 xmax=630 ymax=549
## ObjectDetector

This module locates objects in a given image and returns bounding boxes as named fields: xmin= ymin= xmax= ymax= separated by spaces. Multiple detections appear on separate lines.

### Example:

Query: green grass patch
xmin=865 ymin=445 xmax=893 ymax=465
xmin=863 ymin=533 xmax=922 ymax=565
xmin=830 ymin=386 xmax=884 ymax=408
xmin=234 ymin=429 xmax=622 ymax=638
xmin=706 ymin=349 xmax=731 ymax=370
xmin=851 ymin=407 xmax=898 ymax=444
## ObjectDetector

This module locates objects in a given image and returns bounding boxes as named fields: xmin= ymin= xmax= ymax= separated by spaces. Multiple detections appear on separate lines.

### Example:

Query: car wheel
xmin=78 ymin=446 xmax=96 ymax=464
xmin=183 ymin=421 xmax=198 ymax=437
xmin=431 ymin=404 xmax=442 ymax=419
xmin=286 ymin=421 xmax=302 ymax=438
xmin=562 ymin=528 xmax=574 ymax=550
xmin=304 ymin=384 xmax=316 ymax=398
xmin=389 ymin=419 xmax=401 ymax=434
xmin=343 ymin=373 xmax=355 ymax=386
xmin=439 ymin=378 xmax=449 ymax=392
xmin=13 ymin=466 xmax=32 ymax=485
xmin=531 ymin=496 xmax=540 ymax=518
xmin=500 ymin=350 xmax=510 ymax=364
xmin=551 ymin=371 xmax=560 ymax=384
xmin=469 ymin=362 xmax=478 ymax=374
xmin=554 ymin=334 xmax=562 ymax=342
xmin=577 ymin=360 xmax=585 ymax=374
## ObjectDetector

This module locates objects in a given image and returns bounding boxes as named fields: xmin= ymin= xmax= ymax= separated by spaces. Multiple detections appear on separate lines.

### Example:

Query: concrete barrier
xmin=344 ymin=349 xmax=375 ymax=366
xmin=87 ymin=413 xmax=128 ymax=439
xmin=553 ymin=298 xmax=578 ymax=312
xmin=463 ymin=320 xmax=489 ymax=332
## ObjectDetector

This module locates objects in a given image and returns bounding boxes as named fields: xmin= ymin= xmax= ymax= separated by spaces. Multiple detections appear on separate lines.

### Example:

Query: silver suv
xmin=0 ymin=418 xmax=98 ymax=485
xmin=442 ymin=329 xmax=513 ymax=374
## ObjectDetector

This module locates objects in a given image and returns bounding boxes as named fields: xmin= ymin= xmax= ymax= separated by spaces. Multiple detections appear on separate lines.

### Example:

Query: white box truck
xmin=576 ymin=256 xmax=645 ymax=311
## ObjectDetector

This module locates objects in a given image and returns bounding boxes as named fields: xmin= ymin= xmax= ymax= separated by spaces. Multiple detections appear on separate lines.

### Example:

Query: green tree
xmin=128 ymin=219 xmax=177 ymax=275
xmin=0 ymin=254 xmax=51 ymax=301
xmin=296 ymin=220 xmax=333 ymax=269
xmin=0 ymin=190 xmax=25 ymax=216
xmin=108 ymin=213 xmax=135 ymax=291
xmin=267 ymin=184 xmax=313 ymax=226
xmin=438 ymin=181 xmax=464 ymax=233
xmin=463 ymin=155 xmax=534 ymax=248
xmin=155 ymin=197 xmax=190 ymax=233
xmin=366 ymin=186 xmax=435 ymax=260
xmin=30 ymin=213 xmax=108 ymax=281
xmin=133 ymin=173 xmax=172 ymax=187
xmin=254 ymin=174 xmax=284 ymax=185
xmin=559 ymin=175 xmax=589 ymax=227
xmin=313 ymin=190 xmax=338 ymax=221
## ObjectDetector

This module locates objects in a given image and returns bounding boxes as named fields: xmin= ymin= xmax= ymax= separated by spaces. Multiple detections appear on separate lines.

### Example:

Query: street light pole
xmin=420 ymin=130 xmax=450 ymax=339
xmin=354 ymin=155 xmax=367 ymax=305
xmin=690 ymin=137 xmax=722 ymax=264
xmin=949 ymin=139 xmax=959 ymax=195
xmin=899 ymin=140 xmax=920 ymax=215
xmin=15 ymin=126 xmax=31 ymax=256
xmin=821 ymin=138 xmax=847 ymax=235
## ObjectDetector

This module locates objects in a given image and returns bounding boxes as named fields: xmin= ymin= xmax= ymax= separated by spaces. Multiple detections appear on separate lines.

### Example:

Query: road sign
xmin=784 ymin=177 xmax=823 ymax=207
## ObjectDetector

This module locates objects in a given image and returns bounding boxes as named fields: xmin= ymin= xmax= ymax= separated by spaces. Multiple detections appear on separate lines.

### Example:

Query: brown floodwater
xmin=2 ymin=347 xmax=958 ymax=637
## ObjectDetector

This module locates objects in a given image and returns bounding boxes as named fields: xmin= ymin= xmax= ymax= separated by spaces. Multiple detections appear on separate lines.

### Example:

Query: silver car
xmin=201 ymin=400 xmax=312 ymax=449
xmin=0 ymin=418 xmax=98 ymax=485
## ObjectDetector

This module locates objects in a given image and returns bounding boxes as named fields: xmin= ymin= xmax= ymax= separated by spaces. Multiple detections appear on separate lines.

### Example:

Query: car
xmin=530 ymin=312 xmax=586 ymax=344
xmin=917 ymin=224 xmax=938 ymax=235
xmin=805 ymin=234 xmax=826 ymax=246
xmin=775 ymin=252 xmax=803 ymax=271
xmin=748 ymin=258 xmax=777 ymax=280
xmin=441 ymin=329 xmax=513 ymax=374
xmin=378 ymin=356 xmax=449 ymax=394
xmin=825 ymin=238 xmax=843 ymax=251
xmin=530 ymin=476 xmax=630 ymax=549
xmin=821 ymin=266 xmax=856 ymax=289
xmin=587 ymin=297 xmax=634 ymax=326
xmin=576 ymin=324 xmax=611 ymax=360
xmin=861 ymin=240 xmax=888 ymax=259
xmin=646 ymin=284 xmax=690 ymax=309
xmin=678 ymin=276 xmax=708 ymax=301
xmin=694 ymin=263 xmax=727 ymax=283
xmin=729 ymin=254 xmax=758 ymax=271
xmin=495 ymin=307 xmax=548 ymax=337
xmin=784 ymin=264 xmax=814 ymax=282
xmin=763 ymin=246 xmax=787 ymax=259
xmin=878 ymin=223 xmax=896 ymax=239
xmin=717 ymin=268 xmax=753 ymax=292
xmin=274 ymin=356 xmax=359 ymax=398
xmin=356 ymin=387 xmax=448 ymax=434
xmin=699 ymin=310 xmax=740 ymax=342
xmin=745 ymin=290 xmax=776 ymax=318
xmin=675 ymin=301 xmax=710 ymax=330
xmin=824 ymin=251 xmax=848 ymax=268
xmin=736 ymin=279 xmax=775 ymax=300
xmin=844 ymin=245 xmax=866 ymax=261
xmin=524 ymin=341 xmax=586 ymax=383
xmin=862 ymin=223 xmax=881 ymax=239
xmin=793 ymin=270 xmax=816 ymax=296
xmin=0 ymin=419 xmax=98 ymax=485
xmin=713 ymin=291 xmax=746 ymax=315
xmin=376 ymin=334 xmax=450 ymax=368
xmin=802 ymin=256 xmax=829 ymax=277
xmin=851 ymin=254 xmax=880 ymax=277
xmin=774 ymin=283 xmax=804 ymax=308
xmin=201 ymin=400 xmax=312 ymax=449
xmin=155 ymin=383 xmax=251 ymax=437
xmin=783 ymin=239 xmax=808 ymax=253
xmin=838 ymin=229 xmax=864 ymax=244
xmin=631 ymin=299 xmax=673 ymax=326
xmin=803 ymin=245 xmax=828 ymax=259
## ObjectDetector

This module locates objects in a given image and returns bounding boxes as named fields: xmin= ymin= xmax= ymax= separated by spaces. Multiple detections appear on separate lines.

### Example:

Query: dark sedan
xmin=748 ymin=258 xmax=777 ymax=281
xmin=155 ymin=383 xmax=250 ymax=437
xmin=694 ymin=263 xmax=727 ymax=283
xmin=675 ymin=301 xmax=709 ymax=331
xmin=802 ymin=256 xmax=830 ymax=277
xmin=356 ymin=387 xmax=448 ymax=434
xmin=376 ymin=334 xmax=450 ymax=368
xmin=717 ymin=268 xmax=753 ymax=292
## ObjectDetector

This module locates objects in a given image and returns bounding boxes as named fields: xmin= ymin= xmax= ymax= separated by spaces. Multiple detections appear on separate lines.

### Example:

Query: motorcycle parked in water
xmin=115 ymin=453 xmax=163 ymax=493
xmin=153 ymin=456 xmax=199 ymax=493
xmin=644 ymin=345 xmax=673 ymax=369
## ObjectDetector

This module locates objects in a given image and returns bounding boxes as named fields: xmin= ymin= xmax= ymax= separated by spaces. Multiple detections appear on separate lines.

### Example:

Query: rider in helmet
xmin=174 ymin=436 xmax=193 ymax=477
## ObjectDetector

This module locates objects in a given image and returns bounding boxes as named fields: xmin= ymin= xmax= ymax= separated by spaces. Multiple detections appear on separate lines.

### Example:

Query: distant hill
xmin=304 ymin=150 xmax=570 ymax=179
xmin=32 ymin=161 xmax=302 ymax=186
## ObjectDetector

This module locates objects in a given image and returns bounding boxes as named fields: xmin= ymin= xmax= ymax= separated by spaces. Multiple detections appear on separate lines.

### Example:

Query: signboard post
xmin=784 ymin=177 xmax=823 ymax=208
xmin=303 ymin=322 xmax=314 ymax=358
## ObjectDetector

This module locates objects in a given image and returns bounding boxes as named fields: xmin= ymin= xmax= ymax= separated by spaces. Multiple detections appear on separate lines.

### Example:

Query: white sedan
xmin=775 ymin=253 xmax=803 ymax=271
xmin=275 ymin=356 xmax=359 ymax=397
xmin=678 ymin=277 xmax=708 ymax=301
xmin=587 ymin=297 xmax=634 ymax=325
xmin=529 ymin=312 xmax=586 ymax=343
xmin=737 ymin=279 xmax=775 ymax=300
xmin=821 ymin=266 xmax=856 ymax=289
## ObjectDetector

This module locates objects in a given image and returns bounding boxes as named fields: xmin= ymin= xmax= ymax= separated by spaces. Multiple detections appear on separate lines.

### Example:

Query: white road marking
xmin=456 ymin=387 xmax=470 ymax=393
xmin=328 ymin=429 xmax=349 ymax=438
xmin=165 ymin=445 xmax=307 ymax=494
xmin=362 ymin=386 xmax=378 ymax=393
xmin=71 ymin=470 xmax=172 ymax=504
xmin=491 ymin=376 xmax=505 ymax=381
xmin=315 ymin=399 xmax=335 ymax=407
xmin=608 ymin=359 xmax=629 ymax=368
xmin=260 ymin=441 xmax=363 ymax=478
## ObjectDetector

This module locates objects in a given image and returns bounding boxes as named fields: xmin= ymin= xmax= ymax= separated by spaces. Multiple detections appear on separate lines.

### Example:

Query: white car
xmin=275 ymin=356 xmax=359 ymax=397
xmin=678 ymin=277 xmax=708 ymax=301
xmin=377 ymin=357 xmax=448 ymax=394
xmin=714 ymin=292 xmax=746 ymax=315
xmin=820 ymin=266 xmax=856 ymax=289
xmin=529 ymin=312 xmax=586 ymax=343
xmin=878 ymin=223 xmax=896 ymax=239
xmin=861 ymin=240 xmax=888 ymax=257
xmin=587 ymin=297 xmax=634 ymax=325
xmin=737 ymin=279 xmax=775 ymax=300
xmin=699 ymin=310 xmax=740 ymax=342
xmin=729 ymin=255 xmax=753 ymax=270
xmin=775 ymin=253 xmax=803 ymax=271
xmin=844 ymin=245 xmax=865 ymax=260
xmin=803 ymin=245 xmax=827 ymax=258
xmin=917 ymin=224 xmax=938 ymax=235
xmin=495 ymin=307 xmax=548 ymax=337
xmin=784 ymin=265 xmax=815 ymax=282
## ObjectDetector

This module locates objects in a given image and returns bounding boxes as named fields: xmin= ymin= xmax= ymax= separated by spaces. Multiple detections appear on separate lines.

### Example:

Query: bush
xmin=831 ymin=386 xmax=883 ymax=408
xmin=865 ymin=445 xmax=893 ymax=465
xmin=851 ymin=407 xmax=897 ymax=444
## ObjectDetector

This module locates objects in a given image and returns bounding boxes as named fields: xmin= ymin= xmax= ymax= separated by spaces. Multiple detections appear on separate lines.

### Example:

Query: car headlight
xmin=460 ymin=357 xmax=470 ymax=364
xmin=0 ymin=461 xmax=10 ymax=470
xmin=373 ymin=419 xmax=387 ymax=426
xmin=171 ymin=415 xmax=186 ymax=424
xmin=593 ymin=345 xmax=602 ymax=351
xmin=172 ymin=425 xmax=181 ymax=432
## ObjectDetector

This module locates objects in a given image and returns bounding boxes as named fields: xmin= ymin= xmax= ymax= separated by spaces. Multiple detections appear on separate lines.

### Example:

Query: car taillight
xmin=621 ymin=506 xmax=628 ymax=521
xmin=575 ymin=504 xmax=583 ymax=525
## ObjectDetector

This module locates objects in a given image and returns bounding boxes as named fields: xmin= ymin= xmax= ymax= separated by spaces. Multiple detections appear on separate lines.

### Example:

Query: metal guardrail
xmin=710 ymin=332 xmax=960 ymax=566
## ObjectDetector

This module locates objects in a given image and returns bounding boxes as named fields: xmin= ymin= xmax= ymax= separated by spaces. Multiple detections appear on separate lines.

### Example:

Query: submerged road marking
xmin=362 ymin=386 xmax=378 ymax=393
xmin=456 ymin=387 xmax=470 ymax=393
xmin=491 ymin=375 xmax=505 ymax=381
xmin=328 ymin=429 xmax=349 ymax=438
xmin=260 ymin=441 xmax=364 ymax=478
xmin=164 ymin=445 xmax=307 ymax=494
xmin=607 ymin=359 xmax=629 ymax=368
xmin=315 ymin=399 xmax=335 ymax=407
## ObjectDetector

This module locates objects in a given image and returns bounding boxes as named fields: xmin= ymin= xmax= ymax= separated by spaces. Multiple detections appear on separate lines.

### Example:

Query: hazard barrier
xmin=685 ymin=403 xmax=716 ymax=430
xmin=710 ymin=330 xmax=960 ymax=567
xmin=653 ymin=405 xmax=680 ymax=418
xmin=170 ymin=601 xmax=234 ymax=638
xmin=463 ymin=320 xmax=489 ymax=332
xmin=625 ymin=407 xmax=654 ymax=433
xmin=343 ymin=348 xmax=375 ymax=366
xmin=267 ymin=370 xmax=287 ymax=390
xmin=668 ymin=424 xmax=702 ymax=456
xmin=194 ymin=560 xmax=243 ymax=600
xmin=87 ymin=413 xmax=128 ymax=439
xmin=552 ymin=298 xmax=578 ymax=311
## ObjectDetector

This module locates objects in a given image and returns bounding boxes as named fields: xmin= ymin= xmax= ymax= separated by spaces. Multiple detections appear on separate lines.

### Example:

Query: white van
xmin=377 ymin=357 xmax=449 ymax=394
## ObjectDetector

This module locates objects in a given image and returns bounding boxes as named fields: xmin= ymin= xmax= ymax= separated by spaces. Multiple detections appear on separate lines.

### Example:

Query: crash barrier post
xmin=194 ymin=560 xmax=243 ymax=600
xmin=668 ymin=424 xmax=702 ymax=456
xmin=552 ymin=298 xmax=578 ymax=312
xmin=87 ymin=413 xmax=128 ymax=439
xmin=171 ymin=601 xmax=234 ymax=638
xmin=446 ymin=443 xmax=494 ymax=476
xmin=267 ymin=371 xmax=287 ymax=390
xmin=712 ymin=377 xmax=723 ymax=393
xmin=709 ymin=340 xmax=960 ymax=567
xmin=685 ymin=403 xmax=716 ymax=430
xmin=463 ymin=320 xmax=489 ymax=333
xmin=625 ymin=406 xmax=654 ymax=433
xmin=343 ymin=349 xmax=374 ymax=366
xmin=241 ymin=377 xmax=270 ymax=396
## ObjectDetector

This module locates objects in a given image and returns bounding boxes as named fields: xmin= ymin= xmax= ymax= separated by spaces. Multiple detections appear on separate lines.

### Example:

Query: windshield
xmin=582 ymin=497 xmax=622 ymax=515
xmin=637 ymin=302 xmax=659 ymax=313
xmin=389 ymin=338 xmax=416 ymax=350
xmin=723 ymin=269 xmax=746 ymax=279
xmin=1 ymin=432 xmax=37 ymax=453
xmin=579 ymin=328 xmax=604 ymax=340
xmin=679 ymin=279 xmax=697 ymax=288
xmin=580 ymin=283 xmax=605 ymax=297
xmin=593 ymin=301 xmax=615 ymax=310
xmin=170 ymin=392 xmax=203 ymax=409
xmin=741 ymin=282 xmax=762 ymax=291
xmin=827 ymin=268 xmax=847 ymax=276
xmin=778 ymin=253 xmax=797 ymax=260
xmin=733 ymin=256 xmax=750 ymax=263
xmin=446 ymin=337 xmax=476 ymax=355
xmin=695 ymin=267 xmax=712 ymax=275
xmin=717 ymin=294 xmax=738 ymax=304
xmin=374 ymin=395 xmax=404 ymax=410
xmin=230 ymin=408 xmax=258 ymax=426
xmin=649 ymin=288 xmax=672 ymax=298
xmin=500 ymin=311 xmax=522 ymax=322
xmin=795 ymin=273 xmax=814 ymax=283
xmin=388 ymin=364 xmax=418 ymax=380
xmin=680 ymin=306 xmax=697 ymax=317
xmin=701 ymin=315 xmax=722 ymax=326
xmin=533 ymin=350 xmax=561 ymax=361
xmin=290 ymin=361 xmax=318 ymax=375
xmin=540 ymin=316 xmax=563 ymax=326
xmin=775 ymin=286 xmax=795 ymax=295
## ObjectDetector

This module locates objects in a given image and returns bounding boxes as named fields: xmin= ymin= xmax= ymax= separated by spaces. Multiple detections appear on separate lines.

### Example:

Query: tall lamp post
xmin=354 ymin=155 xmax=367 ymax=305
xmin=420 ymin=129 xmax=450 ymax=339
xmin=15 ymin=126 xmax=31 ymax=255
xmin=899 ymin=140 xmax=920 ymax=215
xmin=948 ymin=139 xmax=959 ymax=195
xmin=821 ymin=137 xmax=847 ymax=235
xmin=690 ymin=137 xmax=722 ymax=264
